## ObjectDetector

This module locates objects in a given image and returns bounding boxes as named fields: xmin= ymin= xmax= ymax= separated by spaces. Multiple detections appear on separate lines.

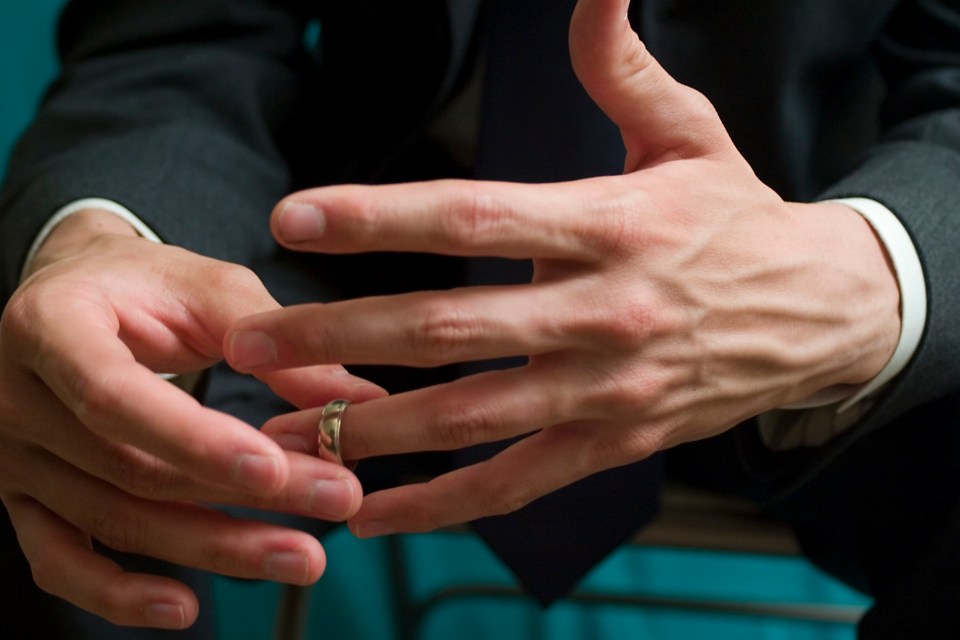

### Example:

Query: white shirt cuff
xmin=829 ymin=197 xmax=926 ymax=412
xmin=18 ymin=199 xmax=183 ymax=384
xmin=19 ymin=197 xmax=162 ymax=283
xmin=760 ymin=197 xmax=927 ymax=449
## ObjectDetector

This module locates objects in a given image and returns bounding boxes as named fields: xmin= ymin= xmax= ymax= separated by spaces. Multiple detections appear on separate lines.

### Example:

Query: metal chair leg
xmin=274 ymin=584 xmax=312 ymax=640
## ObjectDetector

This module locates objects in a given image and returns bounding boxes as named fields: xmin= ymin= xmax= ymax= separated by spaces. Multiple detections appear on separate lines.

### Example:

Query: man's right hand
xmin=0 ymin=209 xmax=384 ymax=629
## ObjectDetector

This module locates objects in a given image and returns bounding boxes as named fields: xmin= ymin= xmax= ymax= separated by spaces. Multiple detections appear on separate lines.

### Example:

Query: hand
xmin=224 ymin=0 xmax=900 ymax=536
xmin=0 ymin=210 xmax=384 ymax=628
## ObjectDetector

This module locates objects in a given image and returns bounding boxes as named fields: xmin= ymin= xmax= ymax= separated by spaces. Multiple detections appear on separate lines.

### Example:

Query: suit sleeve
xmin=815 ymin=0 xmax=960 ymax=438
xmin=0 ymin=0 xmax=318 ymax=300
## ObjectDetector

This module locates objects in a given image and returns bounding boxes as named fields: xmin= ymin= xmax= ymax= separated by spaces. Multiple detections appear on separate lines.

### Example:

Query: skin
xmin=0 ymin=0 xmax=901 ymax=629
xmin=0 ymin=209 xmax=386 ymax=628
xmin=225 ymin=0 xmax=901 ymax=538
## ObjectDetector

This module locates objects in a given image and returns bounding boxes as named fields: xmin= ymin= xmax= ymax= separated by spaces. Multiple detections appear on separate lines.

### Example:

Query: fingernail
xmin=278 ymin=201 xmax=326 ymax=243
xmin=145 ymin=602 xmax=186 ymax=629
xmin=228 ymin=331 xmax=277 ymax=370
xmin=334 ymin=366 xmax=367 ymax=382
xmin=234 ymin=454 xmax=280 ymax=492
xmin=352 ymin=520 xmax=393 ymax=539
xmin=265 ymin=550 xmax=310 ymax=584
xmin=275 ymin=433 xmax=311 ymax=454
xmin=335 ymin=366 xmax=382 ymax=388
xmin=308 ymin=479 xmax=355 ymax=519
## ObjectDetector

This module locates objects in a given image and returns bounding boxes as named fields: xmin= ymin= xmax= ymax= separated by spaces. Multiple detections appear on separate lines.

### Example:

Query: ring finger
xmin=261 ymin=362 xmax=593 ymax=462
xmin=4 ymin=494 xmax=199 ymax=629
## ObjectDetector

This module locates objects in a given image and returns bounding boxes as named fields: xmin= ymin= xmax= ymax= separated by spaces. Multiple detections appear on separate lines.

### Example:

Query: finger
xmin=25 ymin=450 xmax=327 ymax=585
xmin=64 ymin=436 xmax=362 ymax=522
xmin=5 ymin=495 xmax=199 ymax=629
xmin=569 ymin=0 xmax=733 ymax=168
xmin=3 ymin=250 xmax=290 ymax=498
xmin=228 ymin=451 xmax=362 ymax=520
xmin=114 ymin=245 xmax=282 ymax=368
xmin=18 ymin=241 xmax=282 ymax=373
xmin=348 ymin=421 xmax=617 ymax=535
xmin=226 ymin=262 xmax=668 ymax=374
xmin=261 ymin=364 xmax=589 ymax=462
xmin=226 ymin=278 xmax=625 ymax=373
xmin=22 ymin=307 xmax=290 ymax=496
xmin=270 ymin=177 xmax=625 ymax=260
xmin=2 ymin=366 xmax=361 ymax=520
xmin=257 ymin=364 xmax=388 ymax=410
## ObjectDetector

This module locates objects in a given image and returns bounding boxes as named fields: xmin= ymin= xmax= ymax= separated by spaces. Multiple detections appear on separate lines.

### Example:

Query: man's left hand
xmin=224 ymin=0 xmax=900 ymax=536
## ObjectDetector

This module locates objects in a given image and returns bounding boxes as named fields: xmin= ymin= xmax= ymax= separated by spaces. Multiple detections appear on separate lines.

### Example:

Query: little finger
xmin=348 ymin=420 xmax=618 ymax=535
xmin=4 ymin=494 xmax=199 ymax=629
xmin=26 ymin=452 xmax=327 ymax=585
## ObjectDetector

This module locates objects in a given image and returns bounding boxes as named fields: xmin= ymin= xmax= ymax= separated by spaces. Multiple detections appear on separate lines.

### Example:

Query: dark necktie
xmin=459 ymin=0 xmax=663 ymax=606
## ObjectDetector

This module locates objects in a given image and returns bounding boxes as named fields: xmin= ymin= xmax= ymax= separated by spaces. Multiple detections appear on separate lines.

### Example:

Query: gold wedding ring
xmin=319 ymin=399 xmax=350 ymax=466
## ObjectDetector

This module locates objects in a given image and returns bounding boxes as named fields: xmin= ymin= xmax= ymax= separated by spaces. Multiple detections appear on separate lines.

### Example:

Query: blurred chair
xmin=274 ymin=482 xmax=869 ymax=640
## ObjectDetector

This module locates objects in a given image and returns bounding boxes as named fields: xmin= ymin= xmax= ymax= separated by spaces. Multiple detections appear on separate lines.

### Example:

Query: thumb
xmin=569 ymin=0 xmax=733 ymax=170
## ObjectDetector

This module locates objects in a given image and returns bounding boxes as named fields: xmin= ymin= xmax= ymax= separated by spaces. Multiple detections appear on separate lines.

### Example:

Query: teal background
xmin=220 ymin=529 xmax=870 ymax=639
xmin=1 ymin=1 xmax=62 ymax=180
xmin=2 ymin=1 xmax=872 ymax=637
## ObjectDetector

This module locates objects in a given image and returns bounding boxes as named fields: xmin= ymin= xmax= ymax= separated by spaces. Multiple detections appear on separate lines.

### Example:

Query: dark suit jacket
xmin=2 ymin=0 xmax=960 ymax=600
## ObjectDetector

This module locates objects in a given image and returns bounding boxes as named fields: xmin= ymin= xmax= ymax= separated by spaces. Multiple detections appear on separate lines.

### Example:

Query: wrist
xmin=824 ymin=197 xmax=926 ymax=412
xmin=793 ymin=200 xmax=902 ymax=390
xmin=24 ymin=208 xmax=141 ymax=279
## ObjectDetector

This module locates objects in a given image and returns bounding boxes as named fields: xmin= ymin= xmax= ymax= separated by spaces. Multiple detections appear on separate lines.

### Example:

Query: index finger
xmin=19 ymin=310 xmax=289 ymax=496
xmin=271 ymin=177 xmax=627 ymax=261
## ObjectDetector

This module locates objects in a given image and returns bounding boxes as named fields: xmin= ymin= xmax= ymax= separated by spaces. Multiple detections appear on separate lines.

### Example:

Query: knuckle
xmin=332 ymin=195 xmax=378 ymax=243
xmin=673 ymin=87 xmax=725 ymax=156
xmin=90 ymin=508 xmax=144 ymax=554
xmin=33 ymin=561 xmax=132 ymax=627
xmin=682 ymin=87 xmax=721 ymax=126
xmin=460 ymin=474 xmax=535 ymax=519
xmin=30 ymin=555 xmax=62 ymax=595
xmin=489 ymin=483 xmax=537 ymax=516
xmin=628 ymin=428 xmax=663 ymax=460
xmin=200 ymin=544 xmax=241 ymax=576
xmin=444 ymin=182 xmax=513 ymax=250
xmin=429 ymin=399 xmax=499 ymax=450
xmin=410 ymin=301 xmax=483 ymax=365
xmin=411 ymin=499 xmax=454 ymax=533
xmin=583 ymin=192 xmax=645 ymax=258
xmin=95 ymin=591 xmax=132 ymax=627
xmin=585 ymin=436 xmax=650 ymax=471
xmin=382 ymin=482 xmax=453 ymax=533
xmin=588 ymin=369 xmax=665 ymax=418
xmin=103 ymin=446 xmax=139 ymax=492
xmin=603 ymin=299 xmax=661 ymax=349
xmin=594 ymin=426 xmax=661 ymax=467
xmin=204 ymin=262 xmax=263 ymax=297
xmin=105 ymin=447 xmax=169 ymax=500
xmin=626 ymin=37 xmax=657 ymax=77
xmin=72 ymin=367 xmax=128 ymax=430
xmin=545 ymin=419 xmax=661 ymax=473
xmin=300 ymin=317 xmax=339 ymax=363
xmin=542 ymin=421 xmax=609 ymax=471
xmin=575 ymin=296 xmax=666 ymax=351
xmin=1 ymin=286 xmax=47 ymax=357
